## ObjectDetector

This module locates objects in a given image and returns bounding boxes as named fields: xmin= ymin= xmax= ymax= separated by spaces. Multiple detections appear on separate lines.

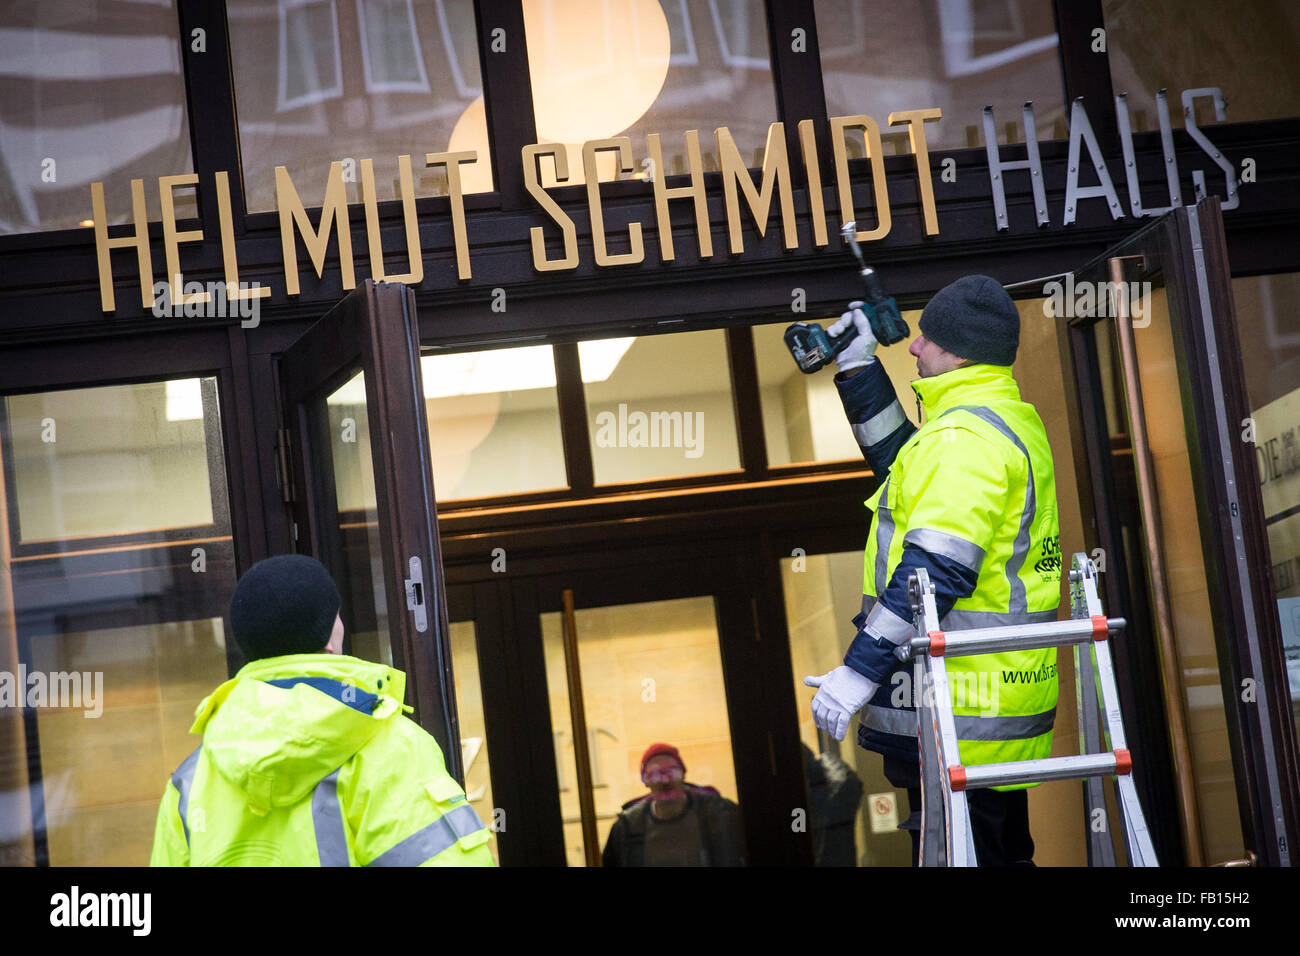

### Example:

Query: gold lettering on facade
xmin=425 ymin=151 xmax=478 ymax=280
xmin=888 ymin=108 xmax=942 ymax=235
xmin=797 ymin=119 xmax=828 ymax=247
xmin=215 ymin=171 xmax=270 ymax=302
xmin=159 ymin=174 xmax=209 ymax=306
xmin=89 ymin=104 xmax=973 ymax=310
xmin=831 ymin=115 xmax=891 ymax=242
xmin=583 ymin=138 xmax=645 ymax=268
xmin=522 ymin=145 xmax=579 ymax=272
xmin=276 ymin=163 xmax=356 ymax=296
xmin=91 ymin=178 xmax=153 ymax=311
xmin=646 ymin=130 xmax=711 ymax=261
xmin=361 ymin=155 xmax=423 ymax=285
xmin=717 ymin=123 xmax=796 ymax=254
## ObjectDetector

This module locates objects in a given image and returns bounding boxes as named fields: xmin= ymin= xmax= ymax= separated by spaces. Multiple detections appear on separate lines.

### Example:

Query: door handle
xmin=404 ymin=555 xmax=427 ymax=632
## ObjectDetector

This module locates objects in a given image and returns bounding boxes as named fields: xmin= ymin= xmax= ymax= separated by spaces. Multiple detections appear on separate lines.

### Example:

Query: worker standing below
xmin=805 ymin=276 xmax=1062 ymax=866
xmin=150 ymin=554 xmax=495 ymax=867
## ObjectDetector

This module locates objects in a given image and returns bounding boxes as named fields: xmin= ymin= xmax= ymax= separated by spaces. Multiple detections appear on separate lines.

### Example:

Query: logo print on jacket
xmin=1034 ymin=534 xmax=1061 ymax=578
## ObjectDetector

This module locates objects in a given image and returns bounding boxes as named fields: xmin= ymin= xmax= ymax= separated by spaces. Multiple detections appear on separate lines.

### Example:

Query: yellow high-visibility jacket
xmin=837 ymin=361 xmax=1062 ymax=786
xmin=150 ymin=653 xmax=495 ymax=866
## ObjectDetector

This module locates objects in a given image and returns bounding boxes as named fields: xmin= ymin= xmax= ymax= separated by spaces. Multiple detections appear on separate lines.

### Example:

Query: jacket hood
xmin=911 ymin=363 xmax=1020 ymax=417
xmin=190 ymin=654 xmax=408 ymax=813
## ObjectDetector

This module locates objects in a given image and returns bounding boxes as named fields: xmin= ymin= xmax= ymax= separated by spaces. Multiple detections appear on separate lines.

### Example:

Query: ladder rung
xmin=957 ymin=752 xmax=1126 ymax=790
xmin=904 ymin=617 xmax=1126 ymax=659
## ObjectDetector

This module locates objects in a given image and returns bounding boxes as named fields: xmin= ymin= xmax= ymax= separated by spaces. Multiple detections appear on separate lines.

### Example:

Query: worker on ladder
xmin=805 ymin=276 xmax=1062 ymax=866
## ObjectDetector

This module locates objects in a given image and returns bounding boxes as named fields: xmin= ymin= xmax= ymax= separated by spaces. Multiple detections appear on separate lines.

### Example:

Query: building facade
xmin=1 ymin=0 xmax=1298 ymax=867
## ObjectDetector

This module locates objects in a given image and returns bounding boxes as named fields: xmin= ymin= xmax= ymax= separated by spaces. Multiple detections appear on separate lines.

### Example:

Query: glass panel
xmin=325 ymin=372 xmax=393 ymax=667
xmin=0 ymin=379 xmax=235 ymax=866
xmin=1090 ymin=284 xmax=1245 ymax=864
xmin=420 ymin=346 xmax=568 ymax=500
xmin=815 ymin=0 xmax=1066 ymax=152
xmin=1229 ymin=272 xmax=1300 ymax=745
xmin=449 ymin=620 xmax=499 ymax=862
xmin=540 ymin=595 xmax=741 ymax=867
xmin=228 ymin=0 xmax=489 ymax=212
xmin=782 ymin=550 xmax=904 ymax=866
xmin=522 ymin=0 xmax=778 ymax=185
xmin=1103 ymin=0 xmax=1300 ymax=128
xmin=753 ymin=311 xmax=922 ymax=466
xmin=5 ymin=379 xmax=219 ymax=543
xmin=30 ymin=619 xmax=230 ymax=866
xmin=0 ymin=1 xmax=195 ymax=234
xmin=581 ymin=330 xmax=740 ymax=484
xmin=1013 ymin=293 xmax=1106 ymax=866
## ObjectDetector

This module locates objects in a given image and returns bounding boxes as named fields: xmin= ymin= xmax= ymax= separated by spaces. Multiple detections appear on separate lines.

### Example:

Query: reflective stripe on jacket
xmin=836 ymin=360 xmax=1062 ymax=788
xmin=149 ymin=654 xmax=495 ymax=866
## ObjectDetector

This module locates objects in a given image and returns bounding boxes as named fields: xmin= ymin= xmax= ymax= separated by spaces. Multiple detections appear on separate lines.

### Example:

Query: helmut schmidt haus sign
xmin=91 ymin=86 xmax=1242 ymax=315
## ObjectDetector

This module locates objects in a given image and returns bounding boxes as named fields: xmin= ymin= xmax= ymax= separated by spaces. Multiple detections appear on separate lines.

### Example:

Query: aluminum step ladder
xmin=901 ymin=552 xmax=1157 ymax=866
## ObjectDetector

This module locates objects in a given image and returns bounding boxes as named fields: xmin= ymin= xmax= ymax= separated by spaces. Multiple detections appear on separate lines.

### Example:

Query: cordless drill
xmin=784 ymin=221 xmax=910 ymax=374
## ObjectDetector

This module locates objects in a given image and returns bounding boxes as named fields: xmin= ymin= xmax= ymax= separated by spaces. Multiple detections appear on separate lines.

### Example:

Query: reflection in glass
xmin=581 ymin=330 xmax=740 ymax=485
xmin=754 ymin=313 xmax=922 ymax=467
xmin=1103 ymin=0 xmax=1300 ymax=129
xmin=5 ymin=379 xmax=220 ymax=542
xmin=325 ymin=372 xmax=393 ymax=667
xmin=420 ymin=346 xmax=568 ymax=500
xmin=229 ymin=0 xmax=489 ymax=211
xmin=815 ymin=0 xmax=1065 ymax=152
xmin=1229 ymin=272 xmax=1300 ymax=749
xmin=540 ymin=596 xmax=738 ymax=867
xmin=0 ymin=1 xmax=195 ymax=233
xmin=522 ymin=0 xmax=777 ymax=185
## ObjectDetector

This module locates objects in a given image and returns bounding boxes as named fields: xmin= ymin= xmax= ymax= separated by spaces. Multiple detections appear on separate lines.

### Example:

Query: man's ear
xmin=324 ymin=613 xmax=345 ymax=654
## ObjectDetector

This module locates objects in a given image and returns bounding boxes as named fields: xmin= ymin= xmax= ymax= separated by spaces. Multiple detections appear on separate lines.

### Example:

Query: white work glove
xmin=804 ymin=665 xmax=880 ymax=741
xmin=828 ymin=301 xmax=879 ymax=373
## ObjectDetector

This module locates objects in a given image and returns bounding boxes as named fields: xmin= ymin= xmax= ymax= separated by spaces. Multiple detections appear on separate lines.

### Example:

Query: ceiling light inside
xmin=165 ymin=378 xmax=204 ymax=421
xmin=326 ymin=338 xmax=636 ymax=405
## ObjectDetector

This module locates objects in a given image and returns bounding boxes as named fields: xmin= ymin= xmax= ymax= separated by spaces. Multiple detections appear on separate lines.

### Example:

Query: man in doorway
xmin=150 ymin=553 xmax=495 ymax=866
xmin=601 ymin=743 xmax=745 ymax=866
xmin=804 ymin=276 xmax=1062 ymax=866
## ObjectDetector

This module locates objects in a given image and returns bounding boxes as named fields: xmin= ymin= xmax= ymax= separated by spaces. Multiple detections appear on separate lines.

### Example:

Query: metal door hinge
xmin=404 ymin=556 xmax=427 ymax=632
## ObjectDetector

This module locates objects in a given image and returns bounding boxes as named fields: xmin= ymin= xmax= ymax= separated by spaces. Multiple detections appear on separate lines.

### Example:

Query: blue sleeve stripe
xmin=878 ymin=545 xmax=981 ymax=625
xmin=843 ymin=630 xmax=900 ymax=683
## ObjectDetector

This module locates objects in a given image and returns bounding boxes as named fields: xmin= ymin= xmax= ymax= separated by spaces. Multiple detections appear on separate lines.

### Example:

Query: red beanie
xmin=641 ymin=743 xmax=685 ymax=776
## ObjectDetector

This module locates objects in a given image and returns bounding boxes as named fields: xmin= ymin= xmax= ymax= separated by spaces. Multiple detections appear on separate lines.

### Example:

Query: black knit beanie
xmin=229 ymin=554 xmax=341 ymax=661
xmin=918 ymin=275 xmax=1020 ymax=366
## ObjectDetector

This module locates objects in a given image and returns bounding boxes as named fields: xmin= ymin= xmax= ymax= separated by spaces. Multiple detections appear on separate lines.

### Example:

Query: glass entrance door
xmin=541 ymin=592 xmax=739 ymax=866
xmin=278 ymin=280 xmax=461 ymax=778
xmin=1062 ymin=198 xmax=1300 ymax=865
xmin=445 ymin=550 xmax=805 ymax=866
